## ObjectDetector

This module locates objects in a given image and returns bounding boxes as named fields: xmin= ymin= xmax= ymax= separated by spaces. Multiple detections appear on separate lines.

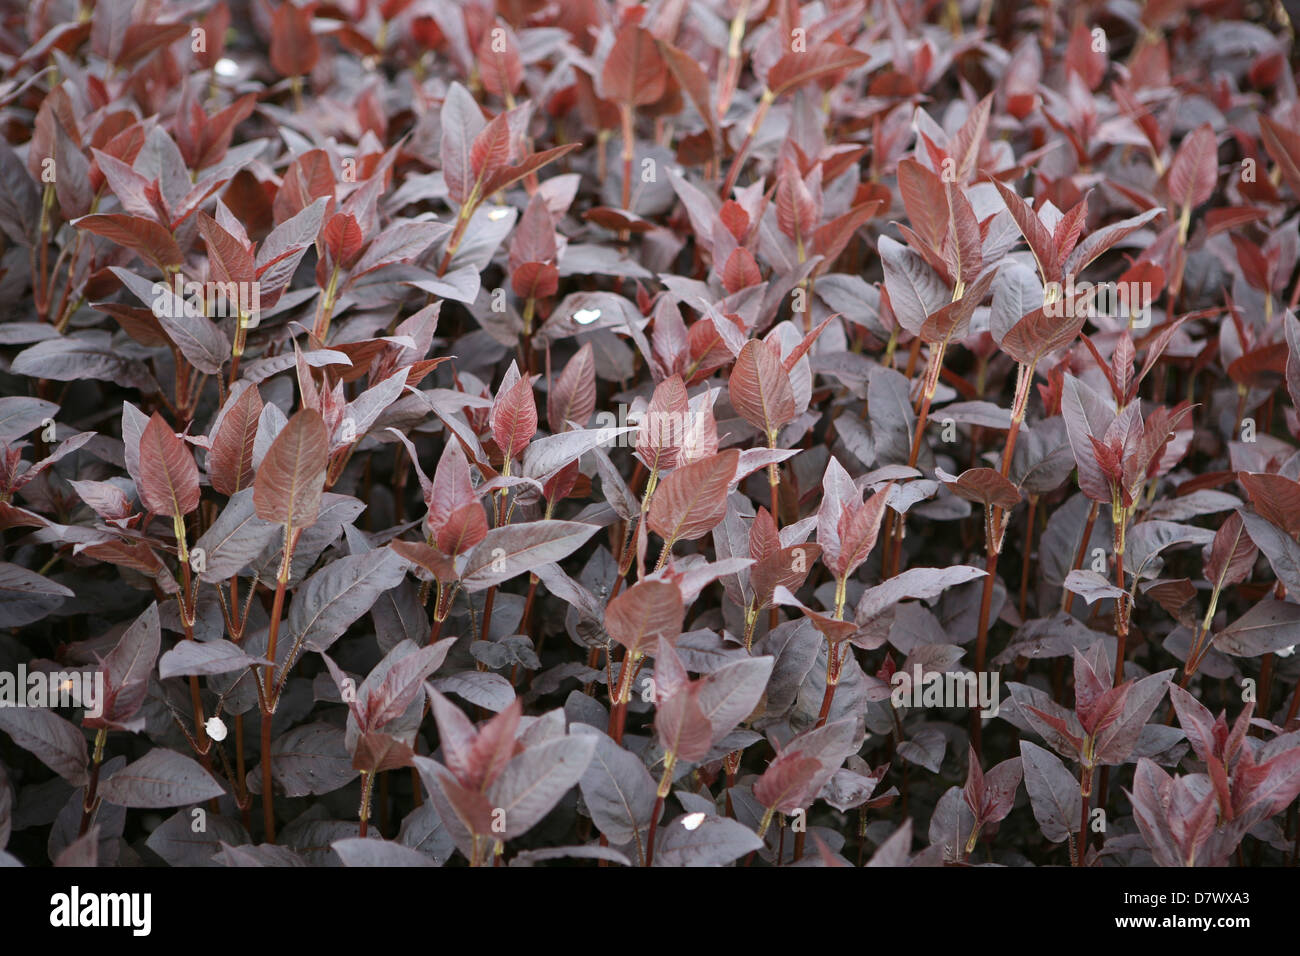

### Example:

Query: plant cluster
xmin=0 ymin=0 xmax=1299 ymax=868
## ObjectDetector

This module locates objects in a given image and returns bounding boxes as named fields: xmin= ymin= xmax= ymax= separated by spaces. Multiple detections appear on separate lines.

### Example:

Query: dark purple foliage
xmin=0 ymin=0 xmax=1297 ymax=870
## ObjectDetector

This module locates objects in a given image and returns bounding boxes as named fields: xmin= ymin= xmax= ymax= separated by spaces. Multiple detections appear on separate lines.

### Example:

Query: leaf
xmin=366 ymin=639 xmax=455 ymax=730
xmin=1063 ymin=209 xmax=1163 ymax=277
xmin=601 ymin=22 xmax=667 ymax=106
xmin=696 ymin=656 xmax=774 ymax=740
xmin=1168 ymin=124 xmax=1218 ymax=210
xmin=656 ymin=40 xmax=720 ymax=145
xmin=490 ymin=374 xmax=538 ymax=462
xmin=252 ymin=723 xmax=358 ymax=797
xmin=828 ymin=483 xmax=893 ymax=581
xmin=990 ymin=262 xmax=1045 ymax=344
xmin=729 ymin=340 xmax=796 ymax=438
xmin=1260 ymin=115 xmax=1300 ymax=199
xmin=1204 ymin=511 xmax=1256 ymax=590
xmin=256 ymin=198 xmax=327 ymax=298
xmin=1240 ymin=474 xmax=1300 ymax=537
xmin=440 ymin=84 xmax=485 ymax=204
xmin=286 ymin=548 xmax=410 ymax=654
xmin=1019 ymin=740 xmax=1080 ymax=843
xmin=145 ymin=809 xmax=247 ymax=866
xmin=208 ymin=384 xmax=263 ymax=495
xmin=992 ymin=180 xmax=1056 ymax=282
xmin=647 ymin=449 xmax=739 ymax=544
xmin=652 ymin=814 xmax=762 ymax=866
xmin=1001 ymin=306 xmax=1085 ymax=367
xmin=481 ymin=144 xmax=580 ymax=198
xmin=351 ymin=221 xmax=443 ymax=279
xmin=604 ymin=580 xmax=684 ymax=656
xmin=879 ymin=236 xmax=945 ymax=334
xmin=936 ymin=467 xmax=1021 ymax=511
xmin=1240 ymin=510 xmax=1300 ymax=594
xmin=138 ymin=413 xmax=200 ymax=518
xmin=197 ymin=212 xmax=254 ymax=285
xmin=655 ymin=685 xmax=714 ymax=763
xmin=486 ymin=735 xmax=596 ymax=839
xmin=754 ymin=752 xmax=824 ymax=813
xmin=573 ymin=725 xmax=657 ymax=847
xmin=477 ymin=21 xmax=523 ymax=99
xmin=159 ymin=638 xmax=269 ymax=678
xmin=547 ymin=343 xmax=597 ymax=432
xmin=0 ymin=396 xmax=57 ymax=444
xmin=1063 ymin=569 xmax=1126 ymax=605
xmin=636 ymin=374 xmax=689 ymax=474
xmin=896 ymin=159 xmax=949 ymax=256
xmin=460 ymin=521 xmax=599 ymax=591
xmin=269 ymin=0 xmax=319 ymax=77
xmin=1212 ymin=599 xmax=1300 ymax=657
xmin=253 ymin=408 xmax=329 ymax=530
xmin=0 ymin=707 xmax=88 ymax=786
xmin=76 ymin=213 xmax=182 ymax=269
xmin=767 ymin=43 xmax=868 ymax=97
xmin=194 ymin=489 xmax=279 ymax=582
xmin=92 ymin=602 xmax=161 ymax=729
xmin=523 ymin=427 xmax=634 ymax=483
xmin=1092 ymin=668 xmax=1175 ymax=766
xmin=98 ymin=749 xmax=224 ymax=807
xmin=1060 ymin=374 xmax=1115 ymax=503
xmin=10 ymin=335 xmax=153 ymax=391
xmin=427 ymin=438 xmax=477 ymax=535
xmin=332 ymin=838 xmax=436 ymax=867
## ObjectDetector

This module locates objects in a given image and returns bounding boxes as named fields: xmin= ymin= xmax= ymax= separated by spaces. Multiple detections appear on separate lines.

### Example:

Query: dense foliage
xmin=1 ymin=0 xmax=1299 ymax=868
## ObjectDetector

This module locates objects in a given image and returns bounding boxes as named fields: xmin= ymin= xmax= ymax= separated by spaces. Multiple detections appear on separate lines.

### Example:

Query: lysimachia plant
xmin=0 ymin=0 xmax=1298 ymax=871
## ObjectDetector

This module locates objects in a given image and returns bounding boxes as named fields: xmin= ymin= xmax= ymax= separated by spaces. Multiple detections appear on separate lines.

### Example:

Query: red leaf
xmin=754 ymin=752 xmax=823 ymax=813
xmin=270 ymin=2 xmax=319 ymax=78
xmin=648 ymin=449 xmax=739 ymax=544
xmin=477 ymin=22 xmax=523 ymax=100
xmin=828 ymin=483 xmax=891 ymax=580
xmin=897 ymin=159 xmax=948 ymax=256
xmin=323 ymin=212 xmax=365 ymax=269
xmin=547 ymin=343 xmax=596 ymax=433
xmin=436 ymin=500 xmax=489 ymax=557
xmin=729 ymin=339 xmax=796 ymax=439
xmin=469 ymin=113 xmax=513 ymax=191
xmin=601 ymin=22 xmax=667 ymax=107
xmin=481 ymin=143 xmax=581 ymax=197
xmin=722 ymin=247 xmax=762 ymax=293
xmin=1259 ymin=115 xmax=1300 ymax=200
xmin=253 ymin=408 xmax=329 ymax=530
xmin=766 ymin=44 xmax=868 ymax=97
xmin=992 ymin=180 xmax=1057 ymax=282
xmin=490 ymin=375 xmax=538 ymax=462
xmin=938 ymin=467 xmax=1021 ymax=511
xmin=1239 ymin=473 xmax=1300 ymax=537
xmin=1203 ymin=511 xmax=1257 ymax=590
xmin=637 ymin=374 xmax=689 ymax=474
xmin=656 ymin=685 xmax=714 ymax=763
xmin=76 ymin=214 xmax=182 ymax=271
xmin=605 ymin=579 xmax=684 ymax=656
xmin=1168 ymin=124 xmax=1218 ymax=211
xmin=388 ymin=539 xmax=458 ymax=584
xmin=138 ymin=413 xmax=200 ymax=519
xmin=197 ymin=212 xmax=254 ymax=287
xmin=208 ymin=385 xmax=263 ymax=496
